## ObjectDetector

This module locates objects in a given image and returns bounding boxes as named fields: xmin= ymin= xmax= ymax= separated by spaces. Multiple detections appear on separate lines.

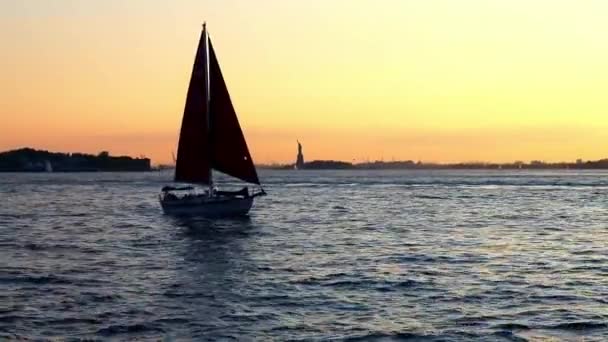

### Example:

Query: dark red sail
xmin=174 ymin=28 xmax=211 ymax=184
xmin=208 ymin=39 xmax=260 ymax=185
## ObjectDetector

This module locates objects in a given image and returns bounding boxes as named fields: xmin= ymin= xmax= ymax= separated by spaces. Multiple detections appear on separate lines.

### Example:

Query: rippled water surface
xmin=1 ymin=170 xmax=608 ymax=340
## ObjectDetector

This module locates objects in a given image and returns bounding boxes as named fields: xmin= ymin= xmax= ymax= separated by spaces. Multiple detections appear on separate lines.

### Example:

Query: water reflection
xmin=172 ymin=216 xmax=254 ymax=238
xmin=168 ymin=215 xmax=257 ymax=275
xmin=163 ymin=216 xmax=261 ymax=337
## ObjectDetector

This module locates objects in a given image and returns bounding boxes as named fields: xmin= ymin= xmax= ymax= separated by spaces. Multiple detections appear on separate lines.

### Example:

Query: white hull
xmin=160 ymin=195 xmax=254 ymax=217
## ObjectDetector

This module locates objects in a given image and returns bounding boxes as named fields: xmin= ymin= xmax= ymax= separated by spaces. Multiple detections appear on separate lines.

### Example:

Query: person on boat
xmin=165 ymin=192 xmax=178 ymax=201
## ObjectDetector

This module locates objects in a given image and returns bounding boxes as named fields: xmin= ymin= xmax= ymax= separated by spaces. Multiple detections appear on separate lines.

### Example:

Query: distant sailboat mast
xmin=203 ymin=22 xmax=213 ymax=197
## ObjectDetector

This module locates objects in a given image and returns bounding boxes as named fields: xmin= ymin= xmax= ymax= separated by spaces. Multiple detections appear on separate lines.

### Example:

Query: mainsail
xmin=174 ymin=26 xmax=260 ymax=186
xmin=174 ymin=28 xmax=210 ymax=184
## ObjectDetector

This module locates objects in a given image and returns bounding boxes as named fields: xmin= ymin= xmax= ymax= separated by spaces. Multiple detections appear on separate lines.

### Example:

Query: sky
xmin=1 ymin=0 xmax=607 ymax=164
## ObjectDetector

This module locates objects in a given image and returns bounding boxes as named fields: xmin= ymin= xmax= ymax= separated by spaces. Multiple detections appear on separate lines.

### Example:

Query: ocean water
xmin=1 ymin=169 xmax=608 ymax=341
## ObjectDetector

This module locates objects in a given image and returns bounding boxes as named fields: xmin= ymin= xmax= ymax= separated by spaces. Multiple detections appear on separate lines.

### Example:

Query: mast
xmin=203 ymin=22 xmax=213 ymax=196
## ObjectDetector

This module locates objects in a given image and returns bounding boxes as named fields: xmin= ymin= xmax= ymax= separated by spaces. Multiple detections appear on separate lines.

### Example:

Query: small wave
xmin=153 ymin=317 xmax=190 ymax=325
xmin=318 ymin=278 xmax=423 ymax=292
xmin=570 ymin=249 xmax=596 ymax=255
xmin=162 ymin=290 xmax=215 ymax=299
xmin=543 ymin=227 xmax=564 ymax=232
xmin=42 ymin=212 xmax=89 ymax=218
xmin=0 ymin=213 xmax=23 ymax=218
xmin=344 ymin=332 xmax=440 ymax=341
xmin=162 ymin=291 xmax=184 ymax=298
xmin=322 ymin=280 xmax=366 ymax=288
xmin=219 ymin=312 xmax=277 ymax=323
xmin=494 ymin=320 xmax=607 ymax=333
xmin=413 ymin=195 xmax=447 ymax=199
xmin=251 ymin=294 xmax=291 ymax=301
xmin=492 ymin=330 xmax=528 ymax=342
xmin=547 ymin=321 xmax=608 ymax=331
xmin=493 ymin=323 xmax=531 ymax=330
xmin=453 ymin=314 xmax=499 ymax=326
xmin=17 ymin=242 xmax=98 ymax=254
xmin=595 ymin=298 xmax=608 ymax=304
xmin=0 ymin=333 xmax=29 ymax=340
xmin=375 ymin=280 xmax=421 ymax=292
xmin=0 ymin=275 xmax=72 ymax=285
xmin=23 ymin=243 xmax=45 ymax=250
xmin=96 ymin=323 xmax=165 ymax=336
xmin=48 ymin=317 xmax=101 ymax=325
xmin=533 ymin=294 xmax=584 ymax=302
xmin=0 ymin=315 xmax=26 ymax=323
xmin=0 ymin=274 xmax=109 ymax=287
xmin=386 ymin=254 xmax=464 ymax=264
xmin=283 ymin=183 xmax=324 ymax=187
xmin=296 ymin=272 xmax=350 ymax=283
xmin=566 ymin=265 xmax=603 ymax=272
xmin=79 ymin=292 xmax=123 ymax=303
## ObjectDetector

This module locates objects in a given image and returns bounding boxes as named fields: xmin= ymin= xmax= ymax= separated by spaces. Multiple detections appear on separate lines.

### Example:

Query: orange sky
xmin=1 ymin=0 xmax=607 ymax=164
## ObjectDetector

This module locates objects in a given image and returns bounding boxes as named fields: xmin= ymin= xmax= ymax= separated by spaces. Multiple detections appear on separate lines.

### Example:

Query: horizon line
xmin=1 ymin=147 xmax=605 ymax=167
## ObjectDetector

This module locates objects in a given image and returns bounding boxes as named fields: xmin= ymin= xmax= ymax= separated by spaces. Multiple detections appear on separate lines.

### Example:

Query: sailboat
xmin=160 ymin=23 xmax=266 ymax=217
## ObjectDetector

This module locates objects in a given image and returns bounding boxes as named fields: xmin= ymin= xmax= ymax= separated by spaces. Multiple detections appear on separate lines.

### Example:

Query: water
xmin=1 ymin=170 xmax=608 ymax=340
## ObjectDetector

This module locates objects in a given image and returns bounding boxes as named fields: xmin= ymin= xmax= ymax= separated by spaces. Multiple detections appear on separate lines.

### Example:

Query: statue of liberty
xmin=296 ymin=140 xmax=305 ymax=170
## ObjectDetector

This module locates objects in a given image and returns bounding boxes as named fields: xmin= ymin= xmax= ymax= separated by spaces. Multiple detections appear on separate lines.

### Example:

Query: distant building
xmin=295 ymin=140 xmax=305 ymax=169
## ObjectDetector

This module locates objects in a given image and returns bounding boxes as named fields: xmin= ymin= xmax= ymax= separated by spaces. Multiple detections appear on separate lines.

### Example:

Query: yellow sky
xmin=1 ymin=0 xmax=607 ymax=164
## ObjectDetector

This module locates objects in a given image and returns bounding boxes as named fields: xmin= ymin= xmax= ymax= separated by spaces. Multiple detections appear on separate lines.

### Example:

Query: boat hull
xmin=160 ymin=195 xmax=254 ymax=217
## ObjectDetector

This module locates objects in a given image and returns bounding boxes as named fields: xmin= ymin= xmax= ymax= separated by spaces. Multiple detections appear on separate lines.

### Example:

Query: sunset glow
xmin=2 ymin=0 xmax=608 ymax=164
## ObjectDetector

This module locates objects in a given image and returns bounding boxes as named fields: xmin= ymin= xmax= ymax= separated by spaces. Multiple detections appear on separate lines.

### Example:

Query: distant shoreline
xmin=3 ymin=167 xmax=607 ymax=173
xmin=3 ymin=147 xmax=608 ymax=172
xmin=258 ymin=159 xmax=608 ymax=170
xmin=0 ymin=170 xmax=155 ymax=173
xmin=0 ymin=148 xmax=151 ymax=172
